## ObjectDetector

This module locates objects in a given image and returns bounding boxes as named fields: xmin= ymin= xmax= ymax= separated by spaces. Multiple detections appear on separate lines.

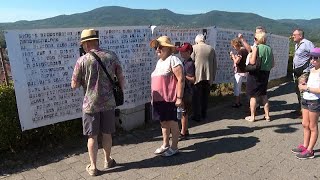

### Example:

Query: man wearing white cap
xmin=71 ymin=29 xmax=124 ymax=176
xmin=191 ymin=34 xmax=217 ymax=122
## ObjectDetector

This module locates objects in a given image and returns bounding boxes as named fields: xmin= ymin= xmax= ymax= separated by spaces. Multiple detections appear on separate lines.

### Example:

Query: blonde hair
xmin=255 ymin=32 xmax=267 ymax=44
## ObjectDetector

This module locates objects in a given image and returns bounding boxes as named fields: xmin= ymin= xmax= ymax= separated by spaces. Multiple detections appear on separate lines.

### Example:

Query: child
xmin=292 ymin=47 xmax=320 ymax=159
xmin=177 ymin=43 xmax=195 ymax=140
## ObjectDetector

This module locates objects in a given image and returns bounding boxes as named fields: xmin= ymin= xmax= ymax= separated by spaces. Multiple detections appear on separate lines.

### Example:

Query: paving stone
xmin=1 ymin=174 xmax=24 ymax=180
xmin=36 ymin=164 xmax=54 ymax=173
xmin=41 ymin=170 xmax=64 ymax=180
xmin=5 ymin=82 xmax=320 ymax=179
xmin=59 ymin=169 xmax=82 ymax=180
xmin=61 ymin=156 xmax=80 ymax=165
xmin=21 ymin=169 xmax=43 ymax=180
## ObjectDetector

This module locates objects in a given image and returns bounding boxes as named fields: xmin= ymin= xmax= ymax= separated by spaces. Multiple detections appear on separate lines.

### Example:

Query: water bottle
xmin=177 ymin=107 xmax=185 ymax=120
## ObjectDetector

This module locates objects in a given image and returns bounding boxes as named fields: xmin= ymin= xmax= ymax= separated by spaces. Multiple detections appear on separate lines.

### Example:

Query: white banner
xmin=5 ymin=26 xmax=289 ymax=131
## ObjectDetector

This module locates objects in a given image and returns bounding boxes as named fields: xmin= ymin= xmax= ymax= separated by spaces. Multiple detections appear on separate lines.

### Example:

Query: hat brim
xmin=150 ymin=39 xmax=175 ymax=48
xmin=81 ymin=37 xmax=99 ymax=44
xmin=309 ymin=52 xmax=320 ymax=57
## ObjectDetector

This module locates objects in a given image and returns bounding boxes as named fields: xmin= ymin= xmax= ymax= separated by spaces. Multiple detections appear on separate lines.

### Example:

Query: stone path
xmin=1 ymin=82 xmax=320 ymax=180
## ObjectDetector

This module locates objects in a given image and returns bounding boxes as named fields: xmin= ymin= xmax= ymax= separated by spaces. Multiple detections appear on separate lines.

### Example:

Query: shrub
xmin=0 ymin=84 xmax=21 ymax=152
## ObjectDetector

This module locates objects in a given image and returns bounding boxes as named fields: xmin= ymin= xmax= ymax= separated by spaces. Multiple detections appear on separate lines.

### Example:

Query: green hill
xmin=0 ymin=6 xmax=319 ymax=47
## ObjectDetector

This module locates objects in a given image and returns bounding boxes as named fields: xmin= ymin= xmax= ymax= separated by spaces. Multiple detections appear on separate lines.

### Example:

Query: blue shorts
xmin=301 ymin=98 xmax=320 ymax=112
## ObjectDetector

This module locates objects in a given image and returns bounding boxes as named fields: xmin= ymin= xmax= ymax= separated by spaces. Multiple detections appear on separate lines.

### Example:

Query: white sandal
xmin=161 ymin=147 xmax=179 ymax=157
xmin=154 ymin=146 xmax=169 ymax=154
xmin=245 ymin=116 xmax=255 ymax=122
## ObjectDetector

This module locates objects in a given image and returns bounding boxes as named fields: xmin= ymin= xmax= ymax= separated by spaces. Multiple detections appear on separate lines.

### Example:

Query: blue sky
xmin=0 ymin=0 xmax=319 ymax=23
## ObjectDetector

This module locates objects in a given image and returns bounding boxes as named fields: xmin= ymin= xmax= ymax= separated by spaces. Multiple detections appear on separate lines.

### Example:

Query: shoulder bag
xmin=245 ymin=46 xmax=261 ymax=72
xmin=89 ymin=51 xmax=124 ymax=106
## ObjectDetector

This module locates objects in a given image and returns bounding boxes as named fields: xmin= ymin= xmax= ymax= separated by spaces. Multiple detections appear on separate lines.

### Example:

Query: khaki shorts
xmin=83 ymin=109 xmax=116 ymax=136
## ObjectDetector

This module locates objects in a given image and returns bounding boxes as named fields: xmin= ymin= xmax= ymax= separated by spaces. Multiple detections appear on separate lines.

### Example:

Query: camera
xmin=79 ymin=45 xmax=86 ymax=57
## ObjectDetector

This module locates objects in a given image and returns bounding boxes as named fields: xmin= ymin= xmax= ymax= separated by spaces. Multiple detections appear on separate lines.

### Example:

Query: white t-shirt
xmin=303 ymin=68 xmax=320 ymax=100
xmin=151 ymin=55 xmax=183 ymax=77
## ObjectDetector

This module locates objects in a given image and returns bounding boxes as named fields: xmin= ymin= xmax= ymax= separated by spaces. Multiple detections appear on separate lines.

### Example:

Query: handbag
xmin=89 ymin=52 xmax=124 ymax=106
xmin=245 ymin=46 xmax=261 ymax=72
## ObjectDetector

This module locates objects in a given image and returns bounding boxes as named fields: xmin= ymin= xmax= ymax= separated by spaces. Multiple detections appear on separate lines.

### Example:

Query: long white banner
xmin=5 ymin=26 xmax=289 ymax=130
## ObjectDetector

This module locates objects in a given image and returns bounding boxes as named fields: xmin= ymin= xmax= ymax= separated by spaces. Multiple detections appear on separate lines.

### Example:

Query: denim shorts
xmin=301 ymin=98 xmax=320 ymax=112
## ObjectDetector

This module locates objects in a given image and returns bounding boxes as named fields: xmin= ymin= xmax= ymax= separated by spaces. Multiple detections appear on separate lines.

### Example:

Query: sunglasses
xmin=311 ymin=56 xmax=320 ymax=60
xmin=154 ymin=45 xmax=163 ymax=50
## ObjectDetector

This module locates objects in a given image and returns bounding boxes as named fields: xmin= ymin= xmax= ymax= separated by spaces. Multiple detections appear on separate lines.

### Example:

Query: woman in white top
xmin=150 ymin=36 xmax=184 ymax=157
xmin=293 ymin=47 xmax=320 ymax=159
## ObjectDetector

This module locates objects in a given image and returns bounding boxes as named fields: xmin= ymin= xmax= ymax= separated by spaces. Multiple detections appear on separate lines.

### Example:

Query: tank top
xmin=303 ymin=69 xmax=320 ymax=100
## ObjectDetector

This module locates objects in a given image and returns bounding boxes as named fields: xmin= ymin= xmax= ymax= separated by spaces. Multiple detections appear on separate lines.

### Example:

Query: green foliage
xmin=0 ymin=84 xmax=82 ymax=153
xmin=0 ymin=84 xmax=20 ymax=151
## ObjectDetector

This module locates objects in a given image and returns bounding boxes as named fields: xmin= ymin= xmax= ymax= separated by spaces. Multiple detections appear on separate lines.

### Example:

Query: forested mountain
xmin=0 ymin=6 xmax=319 ymax=47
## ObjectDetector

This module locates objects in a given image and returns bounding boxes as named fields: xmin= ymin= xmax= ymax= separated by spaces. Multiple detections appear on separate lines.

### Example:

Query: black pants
xmin=192 ymin=80 xmax=210 ymax=120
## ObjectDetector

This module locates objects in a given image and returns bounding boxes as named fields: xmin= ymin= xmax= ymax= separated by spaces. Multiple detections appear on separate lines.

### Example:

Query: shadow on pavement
xmin=102 ymin=136 xmax=259 ymax=175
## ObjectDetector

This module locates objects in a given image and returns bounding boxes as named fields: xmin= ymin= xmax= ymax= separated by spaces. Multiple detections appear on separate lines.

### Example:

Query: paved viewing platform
xmin=1 ymin=82 xmax=320 ymax=180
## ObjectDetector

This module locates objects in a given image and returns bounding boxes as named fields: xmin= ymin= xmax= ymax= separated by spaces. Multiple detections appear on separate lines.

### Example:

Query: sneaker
xmin=296 ymin=149 xmax=315 ymax=160
xmin=291 ymin=144 xmax=306 ymax=154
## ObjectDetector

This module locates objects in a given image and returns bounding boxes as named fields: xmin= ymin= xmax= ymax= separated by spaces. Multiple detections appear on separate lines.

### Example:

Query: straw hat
xmin=150 ymin=36 xmax=176 ymax=51
xmin=80 ymin=29 xmax=99 ymax=44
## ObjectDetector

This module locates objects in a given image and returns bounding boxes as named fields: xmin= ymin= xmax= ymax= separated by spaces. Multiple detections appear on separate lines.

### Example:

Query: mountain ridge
xmin=0 ymin=6 xmax=319 ymax=47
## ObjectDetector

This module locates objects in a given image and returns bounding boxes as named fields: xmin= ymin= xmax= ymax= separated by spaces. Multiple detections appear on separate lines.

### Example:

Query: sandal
xmin=161 ymin=147 xmax=179 ymax=157
xmin=86 ymin=164 xmax=98 ymax=176
xmin=264 ymin=116 xmax=271 ymax=122
xmin=104 ymin=158 xmax=117 ymax=169
xmin=154 ymin=145 xmax=169 ymax=155
xmin=179 ymin=133 xmax=189 ymax=141
xmin=245 ymin=116 xmax=255 ymax=122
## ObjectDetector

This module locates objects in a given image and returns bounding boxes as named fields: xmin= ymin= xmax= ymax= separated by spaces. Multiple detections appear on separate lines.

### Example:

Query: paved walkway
xmin=1 ymin=82 xmax=320 ymax=180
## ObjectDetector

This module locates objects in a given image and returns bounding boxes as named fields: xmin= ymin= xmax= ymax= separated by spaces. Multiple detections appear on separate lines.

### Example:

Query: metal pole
xmin=0 ymin=47 xmax=9 ymax=86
